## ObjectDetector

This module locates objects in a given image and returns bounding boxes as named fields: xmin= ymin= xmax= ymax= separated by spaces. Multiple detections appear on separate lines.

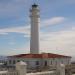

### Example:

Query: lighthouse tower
xmin=30 ymin=4 xmax=40 ymax=54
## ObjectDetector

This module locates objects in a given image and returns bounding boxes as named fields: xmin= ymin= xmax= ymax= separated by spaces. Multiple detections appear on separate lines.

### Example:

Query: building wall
xmin=6 ymin=57 xmax=71 ymax=69
xmin=7 ymin=57 xmax=43 ymax=68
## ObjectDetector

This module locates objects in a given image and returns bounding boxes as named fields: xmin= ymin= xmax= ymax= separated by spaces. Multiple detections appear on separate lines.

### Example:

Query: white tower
xmin=30 ymin=4 xmax=40 ymax=54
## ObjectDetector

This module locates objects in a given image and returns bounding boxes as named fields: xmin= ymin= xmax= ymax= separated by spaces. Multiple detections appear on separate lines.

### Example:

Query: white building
xmin=6 ymin=53 xmax=71 ymax=70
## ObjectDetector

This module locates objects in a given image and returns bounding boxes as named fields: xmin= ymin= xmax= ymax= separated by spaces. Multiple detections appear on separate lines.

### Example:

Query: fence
xmin=0 ymin=61 xmax=71 ymax=75
xmin=27 ymin=71 xmax=56 ymax=75
xmin=0 ymin=71 xmax=18 ymax=75
xmin=0 ymin=71 xmax=56 ymax=75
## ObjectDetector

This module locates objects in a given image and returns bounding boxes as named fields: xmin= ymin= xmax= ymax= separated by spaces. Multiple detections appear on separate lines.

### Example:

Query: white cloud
xmin=41 ymin=17 xmax=65 ymax=27
xmin=0 ymin=25 xmax=30 ymax=35
xmin=0 ymin=16 xmax=65 ymax=35
xmin=0 ymin=32 xmax=8 ymax=35
xmin=40 ymin=27 xmax=75 ymax=56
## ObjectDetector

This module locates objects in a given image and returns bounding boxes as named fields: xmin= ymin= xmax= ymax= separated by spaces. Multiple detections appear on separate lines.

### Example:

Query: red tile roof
xmin=9 ymin=53 xmax=71 ymax=58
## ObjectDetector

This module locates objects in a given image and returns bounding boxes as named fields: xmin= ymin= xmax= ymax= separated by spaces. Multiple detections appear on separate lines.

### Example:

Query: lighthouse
xmin=30 ymin=4 xmax=40 ymax=54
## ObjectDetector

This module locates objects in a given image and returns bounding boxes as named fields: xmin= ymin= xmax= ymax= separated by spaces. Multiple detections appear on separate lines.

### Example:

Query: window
xmin=17 ymin=60 xmax=20 ymax=62
xmin=51 ymin=60 xmax=52 ymax=65
xmin=56 ymin=61 xmax=57 ymax=65
xmin=9 ymin=60 xmax=11 ymax=64
xmin=13 ymin=60 xmax=16 ymax=64
xmin=61 ymin=60 xmax=63 ymax=64
xmin=36 ymin=61 xmax=39 ymax=65
xmin=45 ymin=61 xmax=47 ymax=66
xmin=68 ymin=59 xmax=70 ymax=64
xmin=4 ymin=62 xmax=7 ymax=65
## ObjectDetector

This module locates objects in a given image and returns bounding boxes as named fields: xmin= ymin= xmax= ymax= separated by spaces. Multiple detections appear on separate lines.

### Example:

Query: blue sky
xmin=0 ymin=0 xmax=75 ymax=56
